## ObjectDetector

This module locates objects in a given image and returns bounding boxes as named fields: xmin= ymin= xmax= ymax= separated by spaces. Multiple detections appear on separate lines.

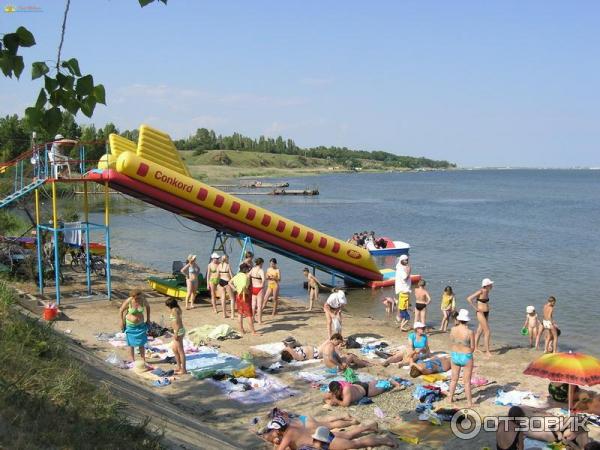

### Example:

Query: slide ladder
xmin=0 ymin=148 xmax=48 ymax=209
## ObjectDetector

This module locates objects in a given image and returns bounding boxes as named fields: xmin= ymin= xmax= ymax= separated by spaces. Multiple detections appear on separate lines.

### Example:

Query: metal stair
xmin=0 ymin=178 xmax=46 ymax=209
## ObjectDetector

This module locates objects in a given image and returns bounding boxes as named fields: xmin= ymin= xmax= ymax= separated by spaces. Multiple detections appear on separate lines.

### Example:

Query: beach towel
xmin=495 ymin=389 xmax=537 ymax=406
xmin=125 ymin=322 xmax=148 ymax=347
xmin=208 ymin=372 xmax=297 ymax=404
xmin=524 ymin=437 xmax=554 ymax=449
xmin=251 ymin=342 xmax=285 ymax=356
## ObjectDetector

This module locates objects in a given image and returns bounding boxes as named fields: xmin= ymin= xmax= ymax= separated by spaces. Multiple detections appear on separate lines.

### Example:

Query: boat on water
xmin=367 ymin=238 xmax=410 ymax=256
xmin=147 ymin=274 xmax=207 ymax=299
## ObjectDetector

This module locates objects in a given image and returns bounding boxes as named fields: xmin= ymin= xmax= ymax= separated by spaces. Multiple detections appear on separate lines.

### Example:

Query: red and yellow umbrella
xmin=523 ymin=351 xmax=600 ymax=412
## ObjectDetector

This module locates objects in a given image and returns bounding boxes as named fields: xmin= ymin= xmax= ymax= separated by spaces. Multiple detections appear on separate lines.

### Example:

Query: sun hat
xmin=187 ymin=254 xmax=196 ymax=261
xmin=311 ymin=426 xmax=333 ymax=443
xmin=526 ymin=305 xmax=535 ymax=313
xmin=456 ymin=309 xmax=470 ymax=322
xmin=413 ymin=321 xmax=426 ymax=329
xmin=54 ymin=134 xmax=64 ymax=140
xmin=481 ymin=278 xmax=494 ymax=287
xmin=326 ymin=291 xmax=347 ymax=309
xmin=210 ymin=252 xmax=220 ymax=259
xmin=398 ymin=254 xmax=409 ymax=262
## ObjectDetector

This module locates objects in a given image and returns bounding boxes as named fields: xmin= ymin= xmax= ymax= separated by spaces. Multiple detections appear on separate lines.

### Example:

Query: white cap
xmin=187 ymin=254 xmax=196 ymax=261
xmin=413 ymin=321 xmax=426 ymax=329
xmin=481 ymin=278 xmax=494 ymax=287
xmin=54 ymin=134 xmax=64 ymax=140
xmin=526 ymin=305 xmax=535 ymax=313
xmin=312 ymin=426 xmax=333 ymax=443
xmin=210 ymin=252 xmax=220 ymax=259
xmin=398 ymin=254 xmax=409 ymax=262
xmin=456 ymin=309 xmax=470 ymax=322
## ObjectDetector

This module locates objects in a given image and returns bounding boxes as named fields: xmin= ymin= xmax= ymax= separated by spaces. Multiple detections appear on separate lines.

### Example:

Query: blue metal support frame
xmin=238 ymin=235 xmax=255 ymax=268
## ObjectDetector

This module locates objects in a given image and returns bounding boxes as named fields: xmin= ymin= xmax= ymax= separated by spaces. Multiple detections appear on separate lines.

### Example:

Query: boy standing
xmin=395 ymin=255 xmax=411 ymax=331
xmin=542 ymin=296 xmax=559 ymax=353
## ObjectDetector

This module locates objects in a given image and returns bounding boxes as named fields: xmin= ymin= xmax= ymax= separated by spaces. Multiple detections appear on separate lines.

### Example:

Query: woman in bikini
xmin=262 ymin=258 xmax=281 ymax=317
xmin=280 ymin=344 xmax=322 ymax=362
xmin=249 ymin=258 xmax=265 ymax=323
xmin=381 ymin=321 xmax=430 ymax=367
xmin=119 ymin=289 xmax=150 ymax=363
xmin=206 ymin=253 xmax=220 ymax=314
xmin=303 ymin=267 xmax=323 ymax=312
xmin=180 ymin=254 xmax=200 ymax=310
xmin=413 ymin=279 xmax=431 ymax=327
xmin=448 ymin=309 xmax=475 ymax=407
xmin=217 ymin=254 xmax=234 ymax=319
xmin=467 ymin=277 xmax=493 ymax=357
xmin=166 ymin=298 xmax=187 ymax=374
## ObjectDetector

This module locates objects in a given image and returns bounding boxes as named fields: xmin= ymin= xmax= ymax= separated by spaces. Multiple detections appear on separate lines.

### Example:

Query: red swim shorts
xmin=236 ymin=293 xmax=252 ymax=318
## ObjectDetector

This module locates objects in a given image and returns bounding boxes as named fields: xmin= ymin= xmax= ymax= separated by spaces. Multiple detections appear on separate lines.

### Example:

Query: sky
xmin=1 ymin=0 xmax=599 ymax=167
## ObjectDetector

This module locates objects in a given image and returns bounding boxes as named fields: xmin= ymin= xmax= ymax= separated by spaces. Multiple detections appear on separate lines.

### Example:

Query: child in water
xmin=541 ymin=296 xmax=559 ymax=353
xmin=440 ymin=286 xmax=456 ymax=332
xmin=522 ymin=305 xmax=542 ymax=349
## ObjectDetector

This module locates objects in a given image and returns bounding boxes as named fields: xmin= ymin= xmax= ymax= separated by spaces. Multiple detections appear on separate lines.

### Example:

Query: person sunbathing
xmin=281 ymin=339 xmax=330 ymax=363
xmin=408 ymin=354 xmax=452 ymax=378
xmin=323 ymin=379 xmax=401 ymax=407
xmin=321 ymin=333 xmax=371 ymax=371
xmin=265 ymin=407 xmax=359 ymax=432
xmin=259 ymin=413 xmax=397 ymax=450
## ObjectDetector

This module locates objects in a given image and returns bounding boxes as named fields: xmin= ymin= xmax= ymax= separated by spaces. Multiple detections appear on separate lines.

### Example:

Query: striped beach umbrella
xmin=523 ymin=351 xmax=600 ymax=413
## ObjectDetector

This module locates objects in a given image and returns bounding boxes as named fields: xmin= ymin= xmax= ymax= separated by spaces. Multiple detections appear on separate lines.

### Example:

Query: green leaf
xmin=11 ymin=55 xmax=24 ymax=78
xmin=65 ymin=58 xmax=81 ymax=76
xmin=0 ymin=53 xmax=11 ymax=77
xmin=64 ymin=96 xmax=80 ymax=115
xmin=93 ymin=84 xmax=106 ymax=104
xmin=25 ymin=107 xmax=43 ymax=127
xmin=139 ymin=0 xmax=154 ymax=6
xmin=35 ymin=88 xmax=47 ymax=109
xmin=31 ymin=61 xmax=49 ymax=80
xmin=76 ymin=74 xmax=94 ymax=96
xmin=2 ymin=33 xmax=19 ymax=54
xmin=80 ymin=96 xmax=97 ymax=118
xmin=49 ymin=89 xmax=63 ymax=107
xmin=44 ymin=75 xmax=59 ymax=92
xmin=16 ymin=27 xmax=36 ymax=47
xmin=43 ymin=107 xmax=62 ymax=135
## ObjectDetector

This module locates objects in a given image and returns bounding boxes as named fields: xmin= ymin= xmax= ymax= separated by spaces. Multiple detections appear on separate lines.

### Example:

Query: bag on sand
xmin=331 ymin=317 xmax=342 ymax=334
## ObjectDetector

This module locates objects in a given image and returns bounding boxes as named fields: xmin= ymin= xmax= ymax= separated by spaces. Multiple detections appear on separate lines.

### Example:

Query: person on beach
xmin=303 ymin=268 xmax=324 ymax=312
xmin=322 ymin=333 xmax=371 ymax=370
xmin=263 ymin=258 xmax=281 ymax=317
xmin=119 ymin=289 xmax=150 ymax=363
xmin=324 ymin=290 xmax=346 ymax=338
xmin=250 ymin=258 xmax=266 ymax=323
xmin=228 ymin=263 xmax=260 ymax=335
xmin=180 ymin=254 xmax=200 ymax=310
xmin=447 ymin=309 xmax=476 ymax=408
xmin=259 ymin=413 xmax=397 ymax=450
xmin=541 ymin=296 xmax=559 ymax=353
xmin=394 ymin=254 xmax=411 ymax=331
xmin=217 ymin=254 xmax=234 ymax=319
xmin=165 ymin=298 xmax=187 ymax=374
xmin=440 ymin=285 xmax=456 ymax=332
xmin=243 ymin=250 xmax=254 ymax=267
xmin=413 ymin=279 xmax=431 ymax=327
xmin=522 ymin=305 xmax=542 ymax=349
xmin=206 ymin=253 xmax=220 ymax=314
xmin=467 ymin=278 xmax=493 ymax=357
xmin=382 ymin=296 xmax=395 ymax=318
xmin=495 ymin=406 xmax=526 ymax=450
xmin=324 ymin=378 xmax=402 ymax=407
xmin=409 ymin=354 xmax=452 ymax=378
xmin=260 ymin=407 xmax=360 ymax=434
xmin=381 ymin=322 xmax=430 ymax=367
xmin=281 ymin=342 xmax=324 ymax=362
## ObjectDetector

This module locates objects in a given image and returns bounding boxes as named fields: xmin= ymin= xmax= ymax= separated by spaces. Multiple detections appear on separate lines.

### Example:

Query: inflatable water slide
xmin=86 ymin=125 xmax=387 ymax=285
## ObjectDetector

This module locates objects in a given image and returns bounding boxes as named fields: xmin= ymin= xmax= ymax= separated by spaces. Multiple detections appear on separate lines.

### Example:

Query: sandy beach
xmin=10 ymin=258 xmax=599 ymax=449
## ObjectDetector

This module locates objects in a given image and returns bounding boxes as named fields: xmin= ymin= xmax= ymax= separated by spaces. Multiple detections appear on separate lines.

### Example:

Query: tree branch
xmin=56 ymin=0 xmax=71 ymax=71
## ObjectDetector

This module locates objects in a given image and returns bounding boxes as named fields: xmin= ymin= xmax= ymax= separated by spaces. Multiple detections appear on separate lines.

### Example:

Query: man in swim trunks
xmin=542 ymin=296 xmax=559 ymax=353
xmin=324 ymin=379 xmax=401 ymax=407
xmin=321 ymin=333 xmax=371 ymax=371
xmin=258 ymin=410 xmax=397 ymax=449
xmin=409 ymin=355 xmax=451 ymax=378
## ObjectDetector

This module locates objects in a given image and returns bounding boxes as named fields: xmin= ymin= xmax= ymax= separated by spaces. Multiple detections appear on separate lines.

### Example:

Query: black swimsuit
xmin=497 ymin=430 xmax=521 ymax=450
xmin=478 ymin=298 xmax=490 ymax=319
xmin=353 ymin=381 xmax=370 ymax=395
xmin=415 ymin=303 xmax=427 ymax=311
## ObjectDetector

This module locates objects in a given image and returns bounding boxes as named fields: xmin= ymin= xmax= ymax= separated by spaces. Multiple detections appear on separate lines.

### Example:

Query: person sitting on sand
xmin=258 ymin=412 xmax=397 ymax=450
xmin=119 ymin=289 xmax=150 ymax=363
xmin=322 ymin=333 xmax=371 ymax=371
xmin=413 ymin=279 xmax=431 ymax=327
xmin=541 ymin=296 xmax=559 ymax=353
xmin=165 ymin=298 xmax=187 ymax=374
xmin=440 ymin=285 xmax=456 ymax=332
xmin=228 ymin=263 xmax=260 ymax=335
xmin=303 ymin=268 xmax=324 ymax=312
xmin=409 ymin=354 xmax=452 ymax=378
xmin=324 ymin=290 xmax=346 ymax=338
xmin=522 ymin=305 xmax=542 ymax=349
xmin=324 ymin=379 xmax=402 ymax=407
xmin=448 ymin=309 xmax=475 ymax=408
xmin=381 ymin=322 xmax=430 ymax=367
xmin=467 ymin=278 xmax=494 ymax=357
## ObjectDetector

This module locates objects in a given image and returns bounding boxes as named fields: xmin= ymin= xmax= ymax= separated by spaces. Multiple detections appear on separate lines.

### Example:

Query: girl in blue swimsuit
xmin=448 ymin=309 xmax=475 ymax=407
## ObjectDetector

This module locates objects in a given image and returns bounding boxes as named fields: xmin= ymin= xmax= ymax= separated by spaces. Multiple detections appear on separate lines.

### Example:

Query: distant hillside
xmin=174 ymin=128 xmax=455 ymax=170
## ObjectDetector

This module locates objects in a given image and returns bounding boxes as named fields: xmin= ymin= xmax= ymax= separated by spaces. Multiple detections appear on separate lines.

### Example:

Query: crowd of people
xmin=347 ymin=231 xmax=388 ymax=249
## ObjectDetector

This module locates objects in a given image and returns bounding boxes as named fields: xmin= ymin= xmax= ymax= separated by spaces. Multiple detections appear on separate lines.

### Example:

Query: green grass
xmin=0 ymin=281 xmax=164 ymax=450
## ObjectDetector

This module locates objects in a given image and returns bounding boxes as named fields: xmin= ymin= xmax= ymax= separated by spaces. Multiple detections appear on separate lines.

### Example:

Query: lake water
xmin=87 ymin=169 xmax=600 ymax=354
